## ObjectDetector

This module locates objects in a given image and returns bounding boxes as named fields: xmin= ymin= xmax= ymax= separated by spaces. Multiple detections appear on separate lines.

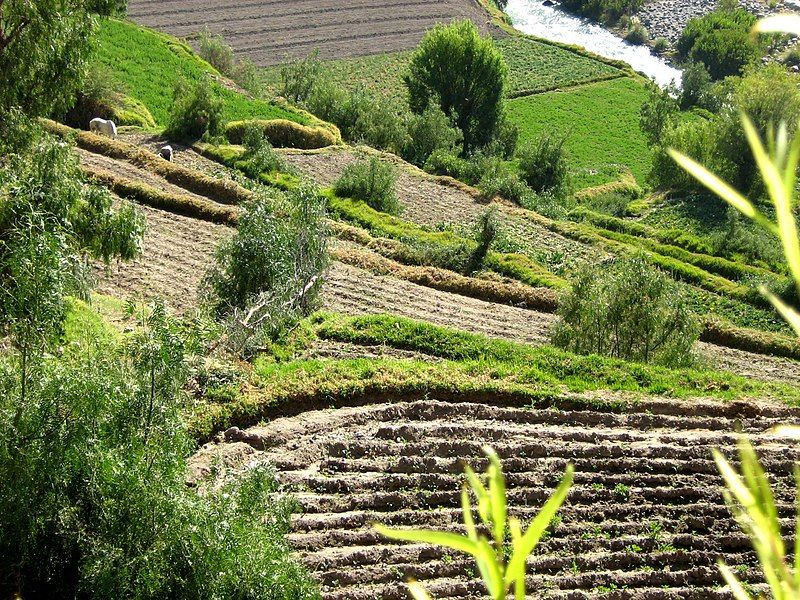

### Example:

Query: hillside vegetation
xmin=93 ymin=19 xmax=315 ymax=128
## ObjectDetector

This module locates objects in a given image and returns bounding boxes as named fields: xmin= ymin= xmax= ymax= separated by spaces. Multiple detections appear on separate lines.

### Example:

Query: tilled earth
xmin=197 ymin=397 xmax=800 ymax=599
xmin=126 ymin=0 xmax=499 ymax=65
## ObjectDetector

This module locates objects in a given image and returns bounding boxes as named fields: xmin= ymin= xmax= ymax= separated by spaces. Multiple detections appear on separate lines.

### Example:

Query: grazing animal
xmin=89 ymin=117 xmax=117 ymax=139
xmin=158 ymin=145 xmax=174 ymax=161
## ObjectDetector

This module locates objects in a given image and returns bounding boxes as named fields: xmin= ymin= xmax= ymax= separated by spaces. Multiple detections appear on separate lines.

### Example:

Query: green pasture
xmin=94 ymin=19 xmax=311 ymax=127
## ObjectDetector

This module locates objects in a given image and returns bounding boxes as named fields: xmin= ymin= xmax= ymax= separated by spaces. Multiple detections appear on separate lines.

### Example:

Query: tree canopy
xmin=0 ymin=0 xmax=116 ymax=116
xmin=404 ymin=20 xmax=507 ymax=154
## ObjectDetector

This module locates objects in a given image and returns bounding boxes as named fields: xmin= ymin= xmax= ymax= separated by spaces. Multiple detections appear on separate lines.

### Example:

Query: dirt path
xmin=193 ymin=397 xmax=800 ymax=598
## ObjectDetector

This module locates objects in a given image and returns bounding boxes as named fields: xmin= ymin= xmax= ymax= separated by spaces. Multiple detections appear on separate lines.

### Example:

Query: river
xmin=505 ymin=0 xmax=683 ymax=87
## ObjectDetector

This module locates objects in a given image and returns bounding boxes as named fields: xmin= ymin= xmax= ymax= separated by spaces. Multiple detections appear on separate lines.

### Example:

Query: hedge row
xmin=574 ymin=168 xmax=642 ymax=202
xmin=326 ymin=193 xmax=567 ymax=290
xmin=83 ymin=165 xmax=238 ymax=225
xmin=504 ymin=205 xmax=770 ymax=308
xmin=700 ymin=318 xmax=800 ymax=361
xmin=332 ymin=246 xmax=559 ymax=312
xmin=225 ymin=119 xmax=340 ymax=149
xmin=568 ymin=207 xmax=786 ymax=283
xmin=43 ymin=120 xmax=256 ymax=205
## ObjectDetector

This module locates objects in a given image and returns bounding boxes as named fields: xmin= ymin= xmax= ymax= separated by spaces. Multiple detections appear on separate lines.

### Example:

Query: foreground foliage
xmin=377 ymin=447 xmax=574 ymax=599
xmin=671 ymin=13 xmax=800 ymax=597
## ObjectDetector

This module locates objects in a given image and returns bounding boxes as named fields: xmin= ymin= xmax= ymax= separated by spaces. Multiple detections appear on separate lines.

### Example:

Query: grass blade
xmin=505 ymin=465 xmax=574 ymax=587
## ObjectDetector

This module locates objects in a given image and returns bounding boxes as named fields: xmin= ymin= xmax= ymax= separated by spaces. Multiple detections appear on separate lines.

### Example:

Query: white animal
xmin=89 ymin=117 xmax=117 ymax=139
xmin=158 ymin=145 xmax=174 ymax=161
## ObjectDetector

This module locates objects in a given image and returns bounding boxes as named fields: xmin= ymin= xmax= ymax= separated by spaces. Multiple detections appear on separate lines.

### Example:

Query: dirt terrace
xmin=126 ymin=0 xmax=500 ymax=65
xmin=198 ymin=397 xmax=800 ymax=598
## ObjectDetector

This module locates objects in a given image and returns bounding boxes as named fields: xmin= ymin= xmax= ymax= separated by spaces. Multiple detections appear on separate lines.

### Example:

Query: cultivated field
xmin=125 ymin=0 xmax=500 ymax=65
xmin=201 ymin=397 xmax=800 ymax=598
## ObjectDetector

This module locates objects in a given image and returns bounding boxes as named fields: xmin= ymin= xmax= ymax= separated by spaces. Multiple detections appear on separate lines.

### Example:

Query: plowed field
xmin=126 ymin=0 xmax=499 ymax=65
xmin=204 ymin=398 xmax=800 ymax=598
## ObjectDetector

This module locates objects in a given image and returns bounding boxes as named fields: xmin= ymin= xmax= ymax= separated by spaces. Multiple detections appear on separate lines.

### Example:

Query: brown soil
xmin=323 ymin=261 xmax=554 ymax=345
xmin=76 ymin=147 xmax=222 ymax=206
xmin=93 ymin=203 xmax=232 ymax=311
xmin=126 ymin=0 xmax=500 ymax=65
xmin=192 ymin=397 xmax=800 ymax=598
xmin=283 ymin=148 xmax=603 ymax=270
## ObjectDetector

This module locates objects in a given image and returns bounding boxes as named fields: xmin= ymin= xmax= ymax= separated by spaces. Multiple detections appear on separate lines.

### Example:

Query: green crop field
xmin=259 ymin=35 xmax=623 ymax=107
xmin=507 ymin=77 xmax=651 ymax=185
xmin=94 ymin=19 xmax=311 ymax=127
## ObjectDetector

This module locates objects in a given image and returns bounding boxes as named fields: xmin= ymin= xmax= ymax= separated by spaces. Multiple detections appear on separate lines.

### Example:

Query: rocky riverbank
xmin=637 ymin=0 xmax=780 ymax=43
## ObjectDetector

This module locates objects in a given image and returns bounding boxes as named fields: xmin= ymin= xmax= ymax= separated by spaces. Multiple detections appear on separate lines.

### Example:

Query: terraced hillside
xmin=125 ymin=0 xmax=500 ymax=65
xmin=199 ymin=397 xmax=800 ymax=598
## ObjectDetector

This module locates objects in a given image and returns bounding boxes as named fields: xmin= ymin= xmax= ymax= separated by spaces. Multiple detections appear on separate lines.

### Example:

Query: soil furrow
xmin=190 ymin=398 xmax=800 ymax=597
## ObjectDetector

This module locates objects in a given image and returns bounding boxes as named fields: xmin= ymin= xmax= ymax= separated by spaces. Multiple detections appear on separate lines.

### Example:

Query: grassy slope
xmin=94 ymin=19 xmax=311 ymax=128
xmin=507 ymin=77 xmax=651 ymax=184
xmin=258 ymin=35 xmax=623 ymax=106
xmin=189 ymin=313 xmax=800 ymax=439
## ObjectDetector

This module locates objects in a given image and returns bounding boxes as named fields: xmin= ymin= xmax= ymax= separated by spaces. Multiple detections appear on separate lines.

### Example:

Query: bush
xmin=402 ymin=104 xmax=462 ymax=166
xmin=559 ymin=0 xmax=643 ymax=24
xmin=679 ymin=61 xmax=713 ymax=109
xmin=518 ymin=131 xmax=571 ymax=196
xmin=653 ymin=37 xmax=669 ymax=53
xmin=0 ymin=304 xmax=318 ymax=598
xmin=233 ymin=125 xmax=289 ymax=178
xmin=334 ymin=157 xmax=400 ymax=215
xmin=280 ymin=50 xmax=323 ymax=104
xmin=467 ymin=207 xmax=499 ymax=272
xmin=206 ymin=187 xmax=327 ymax=355
xmin=625 ymin=20 xmax=649 ymax=45
xmin=639 ymin=79 xmax=679 ymax=147
xmin=676 ymin=6 xmax=761 ymax=79
xmin=552 ymin=256 xmax=700 ymax=366
xmin=225 ymin=118 xmax=338 ymax=149
xmin=423 ymin=148 xmax=473 ymax=180
xmin=479 ymin=168 xmax=529 ymax=203
xmin=166 ymin=76 xmax=224 ymax=141
xmin=196 ymin=26 xmax=235 ymax=76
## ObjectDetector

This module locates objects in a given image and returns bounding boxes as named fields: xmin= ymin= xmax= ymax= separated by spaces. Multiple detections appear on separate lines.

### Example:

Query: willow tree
xmin=404 ymin=20 xmax=506 ymax=154
xmin=0 ymin=0 xmax=117 ymax=116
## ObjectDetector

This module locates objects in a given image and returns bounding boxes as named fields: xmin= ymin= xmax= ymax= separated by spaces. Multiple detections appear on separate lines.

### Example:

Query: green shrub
xmin=166 ymin=76 xmax=224 ymax=141
xmin=479 ymin=168 xmax=529 ymax=203
xmin=234 ymin=125 xmax=289 ymax=178
xmin=333 ymin=157 xmax=400 ymax=215
xmin=205 ymin=185 xmax=328 ymax=353
xmin=639 ymin=79 xmax=679 ymax=147
xmin=559 ymin=0 xmax=643 ymax=24
xmin=196 ymin=26 xmax=235 ymax=76
xmin=467 ymin=207 xmax=499 ymax=272
xmin=679 ymin=61 xmax=713 ymax=109
xmin=423 ymin=148 xmax=473 ymax=181
xmin=552 ymin=256 xmax=700 ymax=366
xmin=280 ymin=50 xmax=323 ymax=103
xmin=0 ymin=304 xmax=318 ymax=599
xmin=653 ymin=37 xmax=669 ymax=53
xmin=518 ymin=131 xmax=571 ymax=196
xmin=676 ymin=6 xmax=760 ymax=79
xmin=625 ymin=20 xmax=649 ymax=45
xmin=225 ymin=119 xmax=339 ymax=149
xmin=405 ymin=20 xmax=506 ymax=153
xmin=402 ymin=104 xmax=462 ymax=166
